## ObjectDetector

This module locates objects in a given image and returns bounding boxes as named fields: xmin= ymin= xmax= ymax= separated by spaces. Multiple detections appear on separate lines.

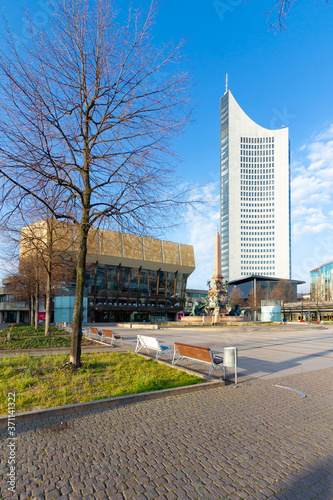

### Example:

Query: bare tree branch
xmin=0 ymin=0 xmax=193 ymax=366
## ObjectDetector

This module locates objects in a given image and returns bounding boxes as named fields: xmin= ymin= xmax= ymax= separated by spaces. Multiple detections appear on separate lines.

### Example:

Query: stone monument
xmin=207 ymin=229 xmax=228 ymax=322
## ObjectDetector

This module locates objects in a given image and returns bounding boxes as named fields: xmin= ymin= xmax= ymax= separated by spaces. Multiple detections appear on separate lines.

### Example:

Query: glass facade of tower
xmin=239 ymin=135 xmax=276 ymax=276
xmin=220 ymin=93 xmax=229 ymax=281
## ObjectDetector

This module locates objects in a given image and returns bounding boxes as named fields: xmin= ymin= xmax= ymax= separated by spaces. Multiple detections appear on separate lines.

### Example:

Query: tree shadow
xmin=238 ymin=347 xmax=333 ymax=381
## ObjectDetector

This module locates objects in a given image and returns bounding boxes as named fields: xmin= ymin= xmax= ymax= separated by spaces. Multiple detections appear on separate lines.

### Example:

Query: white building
xmin=220 ymin=90 xmax=291 ymax=282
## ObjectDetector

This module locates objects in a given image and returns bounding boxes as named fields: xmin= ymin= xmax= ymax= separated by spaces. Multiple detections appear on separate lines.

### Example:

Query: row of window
xmin=241 ymin=145 xmax=274 ymax=151
xmin=241 ymin=203 xmax=275 ymax=208
xmin=241 ymin=227 xmax=274 ymax=230
xmin=240 ymin=136 xmax=274 ymax=144
xmin=240 ymin=151 xmax=273 ymax=157
xmin=242 ymin=251 xmax=274 ymax=254
xmin=241 ymin=212 xmax=274 ymax=216
xmin=241 ymin=159 xmax=274 ymax=166
xmin=242 ymin=240 xmax=275 ymax=244
xmin=241 ymin=185 xmax=274 ymax=190
xmin=241 ymin=266 xmax=275 ymax=270
xmin=241 ymin=197 xmax=275 ymax=202
xmin=241 ymin=237 xmax=275 ymax=241
xmin=241 ymin=173 xmax=274 ymax=178
xmin=240 ymin=272 xmax=276 ymax=276
xmin=241 ymin=232 xmax=275 ymax=236
xmin=241 ymin=260 xmax=275 ymax=269
xmin=241 ymin=252 xmax=275 ymax=264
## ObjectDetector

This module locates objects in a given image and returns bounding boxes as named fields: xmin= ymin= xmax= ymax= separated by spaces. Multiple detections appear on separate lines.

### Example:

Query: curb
xmin=0 ymin=379 xmax=224 ymax=427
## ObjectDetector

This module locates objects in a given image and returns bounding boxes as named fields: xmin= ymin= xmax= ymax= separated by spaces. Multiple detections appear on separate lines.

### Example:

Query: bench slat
xmin=175 ymin=343 xmax=212 ymax=363
xmin=173 ymin=342 xmax=224 ymax=378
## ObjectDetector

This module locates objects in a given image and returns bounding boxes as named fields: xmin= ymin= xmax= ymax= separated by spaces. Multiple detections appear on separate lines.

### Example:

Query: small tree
xmin=229 ymin=286 xmax=244 ymax=308
xmin=247 ymin=284 xmax=265 ymax=320
xmin=271 ymin=279 xmax=295 ymax=319
xmin=19 ymin=218 xmax=76 ymax=336
xmin=310 ymin=285 xmax=323 ymax=321
xmin=0 ymin=0 xmax=191 ymax=366
xmin=6 ymin=256 xmax=40 ymax=327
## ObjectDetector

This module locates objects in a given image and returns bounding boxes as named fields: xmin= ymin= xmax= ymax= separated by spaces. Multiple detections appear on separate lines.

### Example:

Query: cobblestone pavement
xmin=1 ymin=366 xmax=333 ymax=499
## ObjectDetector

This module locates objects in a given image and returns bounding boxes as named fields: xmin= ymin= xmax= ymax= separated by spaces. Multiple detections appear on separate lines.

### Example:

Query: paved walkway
xmin=1 ymin=366 xmax=333 ymax=499
xmin=1 ymin=324 xmax=333 ymax=499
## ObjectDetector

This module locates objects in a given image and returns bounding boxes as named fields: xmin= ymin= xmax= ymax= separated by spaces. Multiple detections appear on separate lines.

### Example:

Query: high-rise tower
xmin=220 ymin=90 xmax=291 ymax=282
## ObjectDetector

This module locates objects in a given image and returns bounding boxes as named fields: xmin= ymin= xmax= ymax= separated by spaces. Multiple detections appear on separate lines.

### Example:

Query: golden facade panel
xmin=99 ymin=229 xmax=122 ymax=258
xmin=143 ymin=237 xmax=163 ymax=263
xmin=162 ymin=241 xmax=180 ymax=266
xmin=179 ymin=244 xmax=195 ymax=267
xmin=122 ymin=233 xmax=143 ymax=260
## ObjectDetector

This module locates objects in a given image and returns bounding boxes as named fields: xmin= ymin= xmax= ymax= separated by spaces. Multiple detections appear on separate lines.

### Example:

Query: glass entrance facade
xmin=86 ymin=263 xmax=189 ymax=322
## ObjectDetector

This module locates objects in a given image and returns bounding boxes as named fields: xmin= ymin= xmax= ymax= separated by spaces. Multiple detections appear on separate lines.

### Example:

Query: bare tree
xmin=6 ymin=256 xmax=39 ymax=326
xmin=229 ymin=286 xmax=244 ymax=308
xmin=2 ymin=196 xmax=77 ymax=336
xmin=19 ymin=217 xmax=76 ymax=336
xmin=247 ymin=284 xmax=265 ymax=320
xmin=271 ymin=279 xmax=295 ymax=318
xmin=310 ymin=285 xmax=323 ymax=321
xmin=0 ymin=0 xmax=191 ymax=367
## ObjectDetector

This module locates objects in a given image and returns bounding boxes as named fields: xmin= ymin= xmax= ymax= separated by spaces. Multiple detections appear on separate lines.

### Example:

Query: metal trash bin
xmin=223 ymin=346 xmax=238 ymax=384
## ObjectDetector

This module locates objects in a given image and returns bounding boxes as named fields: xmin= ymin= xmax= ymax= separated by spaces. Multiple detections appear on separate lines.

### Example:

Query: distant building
xmin=310 ymin=261 xmax=333 ymax=301
xmin=228 ymin=275 xmax=303 ymax=302
xmin=0 ymin=279 xmax=29 ymax=324
xmin=220 ymin=89 xmax=291 ymax=281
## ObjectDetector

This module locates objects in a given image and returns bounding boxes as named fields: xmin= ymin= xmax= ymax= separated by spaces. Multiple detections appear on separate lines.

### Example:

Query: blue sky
xmin=2 ymin=0 xmax=333 ymax=292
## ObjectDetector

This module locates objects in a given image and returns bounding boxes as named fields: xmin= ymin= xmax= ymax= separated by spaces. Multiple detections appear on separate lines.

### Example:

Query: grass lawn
xmin=0 ymin=325 xmax=92 ymax=350
xmin=0 ymin=352 xmax=203 ymax=414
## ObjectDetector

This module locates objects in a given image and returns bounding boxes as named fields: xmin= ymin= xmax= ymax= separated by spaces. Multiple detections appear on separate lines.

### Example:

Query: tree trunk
xmin=70 ymin=220 xmax=89 ymax=368
xmin=45 ymin=261 xmax=52 ymax=337
xmin=30 ymin=292 xmax=34 ymax=325
xmin=34 ymin=282 xmax=39 ymax=330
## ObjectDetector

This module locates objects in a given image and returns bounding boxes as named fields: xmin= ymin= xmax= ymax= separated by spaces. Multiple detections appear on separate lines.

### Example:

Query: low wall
xmin=116 ymin=323 xmax=160 ymax=329
xmin=181 ymin=316 xmax=248 ymax=324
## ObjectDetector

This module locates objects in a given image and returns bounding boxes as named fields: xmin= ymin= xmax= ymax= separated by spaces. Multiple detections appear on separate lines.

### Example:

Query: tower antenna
xmin=225 ymin=73 xmax=228 ymax=94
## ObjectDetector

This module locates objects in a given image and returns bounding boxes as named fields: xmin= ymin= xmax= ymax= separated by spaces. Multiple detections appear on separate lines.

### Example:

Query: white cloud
xmin=291 ymin=123 xmax=333 ymax=245
xmin=290 ymin=123 xmax=333 ymax=290
xmin=314 ymin=123 xmax=333 ymax=141
xmin=307 ymin=140 xmax=333 ymax=171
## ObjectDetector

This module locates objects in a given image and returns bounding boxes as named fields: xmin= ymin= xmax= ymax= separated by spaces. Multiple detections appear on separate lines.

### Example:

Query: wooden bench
xmin=90 ymin=327 xmax=103 ymax=336
xmin=172 ymin=342 xmax=224 ymax=378
xmin=135 ymin=335 xmax=172 ymax=360
xmin=82 ymin=326 xmax=102 ymax=340
xmin=101 ymin=329 xmax=123 ymax=346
